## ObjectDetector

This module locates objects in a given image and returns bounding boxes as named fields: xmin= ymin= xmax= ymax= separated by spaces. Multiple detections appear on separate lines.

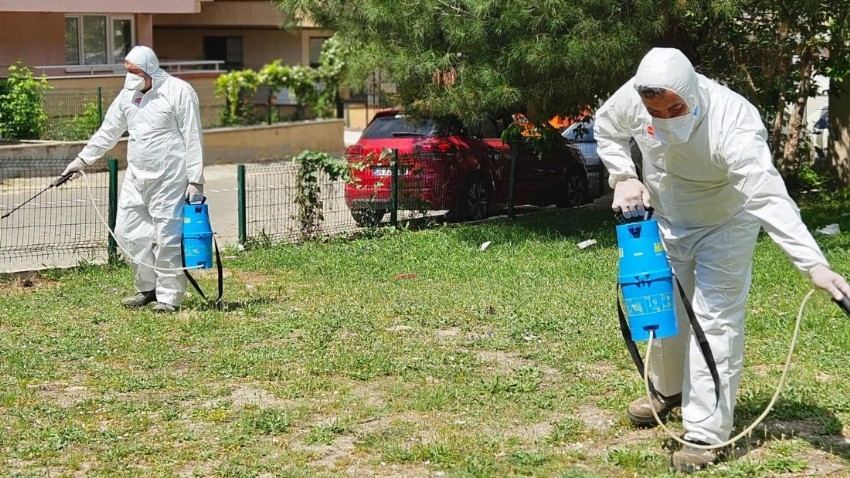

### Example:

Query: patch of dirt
xmin=474 ymin=350 xmax=561 ymax=386
xmin=26 ymin=376 xmax=95 ymax=408
xmin=298 ymin=434 xmax=357 ymax=469
xmin=385 ymin=325 xmax=415 ymax=333
xmin=176 ymin=460 xmax=217 ymax=478
xmin=341 ymin=463 xmax=432 ymax=477
xmin=291 ymin=411 xmax=436 ymax=476
xmin=575 ymin=405 xmax=618 ymax=434
xmin=435 ymin=327 xmax=461 ymax=339
xmin=506 ymin=413 xmax=565 ymax=442
xmin=0 ymin=272 xmax=59 ymax=295
xmin=349 ymin=378 xmax=391 ymax=409
xmin=234 ymin=270 xmax=276 ymax=287
xmin=574 ymin=361 xmax=621 ymax=381
xmin=229 ymin=384 xmax=287 ymax=409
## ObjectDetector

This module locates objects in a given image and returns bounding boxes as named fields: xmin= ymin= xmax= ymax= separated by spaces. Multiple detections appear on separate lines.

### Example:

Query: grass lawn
xmin=1 ymin=200 xmax=849 ymax=477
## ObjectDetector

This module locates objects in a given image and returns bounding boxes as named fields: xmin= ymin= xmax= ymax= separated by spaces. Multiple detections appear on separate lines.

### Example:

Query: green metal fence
xmin=237 ymin=161 xmax=361 ymax=245
xmin=41 ymin=87 xmax=112 ymax=141
xmin=0 ymin=158 xmax=117 ymax=272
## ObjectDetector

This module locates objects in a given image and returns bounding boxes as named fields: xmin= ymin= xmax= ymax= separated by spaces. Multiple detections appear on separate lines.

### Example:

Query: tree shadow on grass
xmin=730 ymin=397 xmax=848 ymax=465
xmin=452 ymin=205 xmax=620 ymax=248
xmin=185 ymin=295 xmax=276 ymax=313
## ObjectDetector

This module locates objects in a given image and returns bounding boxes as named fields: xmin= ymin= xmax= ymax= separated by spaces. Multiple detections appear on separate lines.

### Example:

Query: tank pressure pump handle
xmin=834 ymin=295 xmax=850 ymax=318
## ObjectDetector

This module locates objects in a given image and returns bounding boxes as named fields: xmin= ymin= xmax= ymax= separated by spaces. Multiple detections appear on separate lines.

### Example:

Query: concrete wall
xmin=344 ymin=103 xmax=381 ymax=131
xmin=0 ymin=0 xmax=197 ymax=13
xmin=154 ymin=1 xmax=283 ymax=27
xmin=153 ymin=27 xmax=303 ymax=71
xmin=0 ymin=119 xmax=344 ymax=172
xmin=0 ymin=13 xmax=67 ymax=67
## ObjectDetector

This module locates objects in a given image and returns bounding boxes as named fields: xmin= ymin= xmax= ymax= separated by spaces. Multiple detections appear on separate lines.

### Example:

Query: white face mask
xmin=124 ymin=73 xmax=146 ymax=91
xmin=652 ymin=106 xmax=699 ymax=144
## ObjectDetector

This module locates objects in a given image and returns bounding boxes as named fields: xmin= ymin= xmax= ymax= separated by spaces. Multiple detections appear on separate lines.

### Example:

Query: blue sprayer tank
xmin=183 ymin=201 xmax=213 ymax=269
xmin=617 ymin=218 xmax=677 ymax=341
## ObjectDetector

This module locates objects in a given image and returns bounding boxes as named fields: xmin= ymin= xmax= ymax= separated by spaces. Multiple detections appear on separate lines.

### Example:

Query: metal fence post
xmin=390 ymin=149 xmax=398 ymax=227
xmin=96 ymin=87 xmax=103 ymax=126
xmin=237 ymin=164 xmax=247 ymax=246
xmin=267 ymin=90 xmax=273 ymax=125
xmin=508 ymin=143 xmax=518 ymax=219
xmin=107 ymin=157 xmax=118 ymax=262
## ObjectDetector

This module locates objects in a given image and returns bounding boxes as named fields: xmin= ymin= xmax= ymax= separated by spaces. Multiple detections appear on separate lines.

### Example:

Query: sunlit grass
xmin=1 ymin=202 xmax=849 ymax=476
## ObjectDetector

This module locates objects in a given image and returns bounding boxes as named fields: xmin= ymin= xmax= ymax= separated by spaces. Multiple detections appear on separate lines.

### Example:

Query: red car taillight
xmin=346 ymin=144 xmax=363 ymax=160
xmin=415 ymin=140 xmax=456 ymax=160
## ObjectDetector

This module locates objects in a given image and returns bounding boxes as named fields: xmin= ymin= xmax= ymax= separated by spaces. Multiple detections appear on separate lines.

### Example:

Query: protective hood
xmin=125 ymin=45 xmax=161 ymax=76
xmin=633 ymin=48 xmax=699 ymax=113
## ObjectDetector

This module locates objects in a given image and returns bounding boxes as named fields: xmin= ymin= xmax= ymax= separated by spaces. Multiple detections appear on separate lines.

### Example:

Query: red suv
xmin=344 ymin=109 xmax=590 ymax=226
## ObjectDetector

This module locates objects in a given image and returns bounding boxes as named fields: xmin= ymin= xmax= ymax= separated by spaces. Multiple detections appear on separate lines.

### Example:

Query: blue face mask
xmin=652 ymin=106 xmax=699 ymax=144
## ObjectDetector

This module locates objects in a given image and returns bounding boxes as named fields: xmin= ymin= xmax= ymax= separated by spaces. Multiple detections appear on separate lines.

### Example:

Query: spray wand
xmin=0 ymin=172 xmax=74 ymax=220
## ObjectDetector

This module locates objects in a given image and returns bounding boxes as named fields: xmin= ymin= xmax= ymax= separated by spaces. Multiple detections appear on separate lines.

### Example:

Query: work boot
xmin=121 ymin=290 xmax=157 ymax=308
xmin=626 ymin=392 xmax=682 ymax=427
xmin=152 ymin=302 xmax=179 ymax=313
xmin=671 ymin=440 xmax=727 ymax=473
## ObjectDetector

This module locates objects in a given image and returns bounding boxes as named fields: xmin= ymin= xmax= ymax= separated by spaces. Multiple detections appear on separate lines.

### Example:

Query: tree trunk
xmin=780 ymin=47 xmax=813 ymax=179
xmin=770 ymin=94 xmax=786 ymax=164
xmin=828 ymin=78 xmax=850 ymax=186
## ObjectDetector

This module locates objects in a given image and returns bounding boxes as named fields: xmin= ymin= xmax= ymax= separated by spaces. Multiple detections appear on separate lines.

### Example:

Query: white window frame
xmin=65 ymin=14 xmax=135 ymax=66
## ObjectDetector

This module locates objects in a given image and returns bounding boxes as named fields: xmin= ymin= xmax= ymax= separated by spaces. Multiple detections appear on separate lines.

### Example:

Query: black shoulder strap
xmin=182 ymin=236 xmax=224 ymax=309
xmin=618 ymin=276 xmax=720 ymax=422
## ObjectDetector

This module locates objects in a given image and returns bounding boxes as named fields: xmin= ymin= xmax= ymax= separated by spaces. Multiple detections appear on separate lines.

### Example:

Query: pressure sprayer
xmin=616 ymin=210 xmax=723 ymax=446
xmin=616 ymin=210 xmax=850 ymax=452
xmin=181 ymin=197 xmax=223 ymax=306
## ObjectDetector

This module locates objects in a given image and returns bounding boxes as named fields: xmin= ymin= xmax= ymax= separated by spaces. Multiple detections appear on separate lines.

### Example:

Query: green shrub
xmin=292 ymin=149 xmax=353 ymax=240
xmin=0 ymin=63 xmax=51 ymax=140
xmin=213 ymin=69 xmax=260 ymax=126
xmin=42 ymin=100 xmax=101 ymax=141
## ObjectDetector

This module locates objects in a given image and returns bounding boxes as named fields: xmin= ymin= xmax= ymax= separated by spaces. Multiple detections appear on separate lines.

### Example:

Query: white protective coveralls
xmin=595 ymin=48 xmax=829 ymax=444
xmin=76 ymin=46 xmax=204 ymax=307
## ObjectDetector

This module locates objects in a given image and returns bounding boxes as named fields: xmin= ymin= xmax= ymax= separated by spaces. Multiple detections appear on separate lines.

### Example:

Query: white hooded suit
xmin=595 ymin=48 xmax=828 ymax=444
xmin=77 ymin=46 xmax=205 ymax=307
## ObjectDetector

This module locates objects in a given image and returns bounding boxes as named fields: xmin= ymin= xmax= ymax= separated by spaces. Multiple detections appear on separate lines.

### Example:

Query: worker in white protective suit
xmin=595 ymin=47 xmax=850 ymax=472
xmin=58 ymin=45 xmax=205 ymax=313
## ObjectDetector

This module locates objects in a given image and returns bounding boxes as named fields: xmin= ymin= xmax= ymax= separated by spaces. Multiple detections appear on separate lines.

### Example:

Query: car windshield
xmin=362 ymin=115 xmax=440 ymax=139
xmin=814 ymin=110 xmax=828 ymax=130
xmin=563 ymin=121 xmax=594 ymax=141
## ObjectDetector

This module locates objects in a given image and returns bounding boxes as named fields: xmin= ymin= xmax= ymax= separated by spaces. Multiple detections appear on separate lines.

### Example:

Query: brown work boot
xmin=121 ymin=290 xmax=157 ymax=308
xmin=626 ymin=392 xmax=681 ymax=427
xmin=671 ymin=440 xmax=728 ymax=473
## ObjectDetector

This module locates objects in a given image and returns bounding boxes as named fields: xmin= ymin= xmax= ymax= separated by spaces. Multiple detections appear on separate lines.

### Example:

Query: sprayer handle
xmin=834 ymin=295 xmax=850 ymax=318
xmin=51 ymin=171 xmax=75 ymax=188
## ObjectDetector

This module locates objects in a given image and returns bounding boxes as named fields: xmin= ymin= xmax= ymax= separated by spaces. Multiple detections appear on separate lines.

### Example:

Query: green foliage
xmin=500 ymin=120 xmax=565 ymax=161
xmin=214 ymin=69 xmax=261 ymax=126
xmin=292 ymin=149 xmax=353 ymax=239
xmin=0 ymin=63 xmax=51 ymax=140
xmin=42 ymin=100 xmax=102 ymax=141
xmin=314 ymin=34 xmax=350 ymax=118
xmin=274 ymin=0 xmax=684 ymax=125
xmin=218 ymin=37 xmax=348 ymax=124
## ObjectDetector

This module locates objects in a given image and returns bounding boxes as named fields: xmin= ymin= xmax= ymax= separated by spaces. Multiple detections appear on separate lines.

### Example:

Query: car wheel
xmin=350 ymin=208 xmax=384 ymax=227
xmin=449 ymin=175 xmax=489 ymax=221
xmin=559 ymin=171 xmax=589 ymax=207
